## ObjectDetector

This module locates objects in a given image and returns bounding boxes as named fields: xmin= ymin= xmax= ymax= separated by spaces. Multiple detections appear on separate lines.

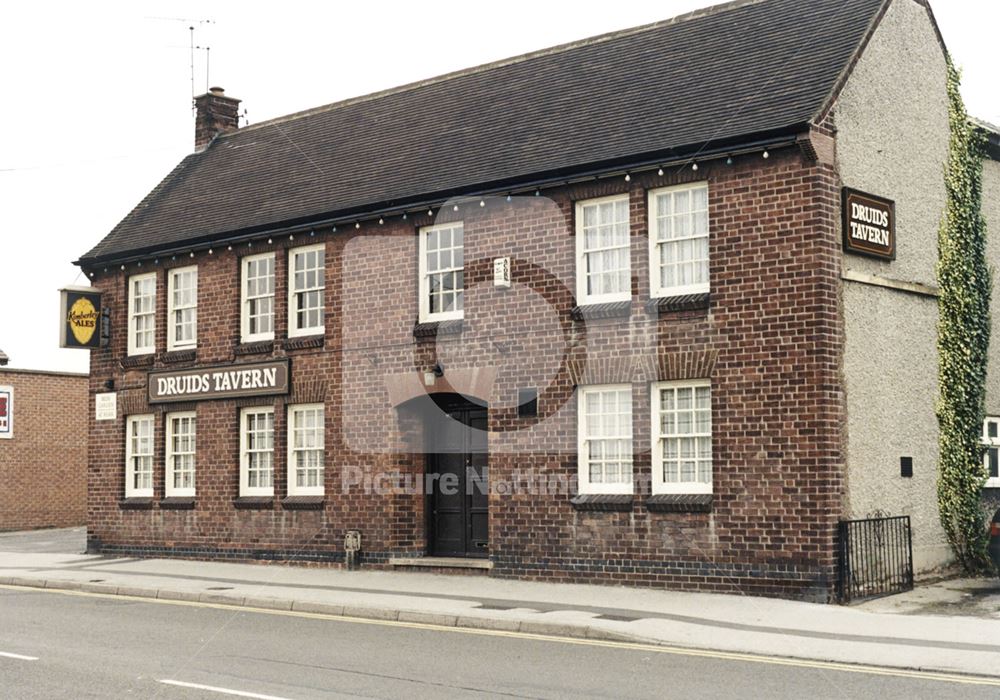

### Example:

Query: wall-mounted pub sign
xmin=842 ymin=188 xmax=895 ymax=260
xmin=59 ymin=286 xmax=107 ymax=349
xmin=148 ymin=359 xmax=290 ymax=404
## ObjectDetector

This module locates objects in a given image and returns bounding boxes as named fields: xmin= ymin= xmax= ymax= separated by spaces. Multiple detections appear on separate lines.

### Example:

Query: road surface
xmin=1 ymin=585 xmax=997 ymax=699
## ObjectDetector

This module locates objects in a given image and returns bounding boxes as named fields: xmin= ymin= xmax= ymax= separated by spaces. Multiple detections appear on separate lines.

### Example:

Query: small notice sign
xmin=0 ymin=385 xmax=12 ymax=439
xmin=842 ymin=188 xmax=895 ymax=260
xmin=95 ymin=392 xmax=117 ymax=421
xmin=493 ymin=257 xmax=511 ymax=288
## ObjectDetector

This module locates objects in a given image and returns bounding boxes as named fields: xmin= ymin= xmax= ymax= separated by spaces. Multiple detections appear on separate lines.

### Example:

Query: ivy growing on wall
xmin=936 ymin=59 xmax=992 ymax=574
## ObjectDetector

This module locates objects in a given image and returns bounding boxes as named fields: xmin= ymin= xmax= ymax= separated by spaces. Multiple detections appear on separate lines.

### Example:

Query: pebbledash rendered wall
xmin=836 ymin=0 xmax=953 ymax=572
xmin=982 ymin=156 xmax=1000 ymax=519
xmin=837 ymin=0 xmax=1000 ymax=573
xmin=86 ymin=145 xmax=847 ymax=600
xmin=0 ymin=368 xmax=88 ymax=531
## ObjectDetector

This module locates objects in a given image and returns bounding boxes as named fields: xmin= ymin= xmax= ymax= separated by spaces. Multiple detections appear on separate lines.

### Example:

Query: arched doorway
xmin=425 ymin=393 xmax=488 ymax=557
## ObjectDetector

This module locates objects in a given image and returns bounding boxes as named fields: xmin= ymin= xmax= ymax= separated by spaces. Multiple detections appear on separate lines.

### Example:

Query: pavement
xmin=1 ymin=527 xmax=999 ymax=681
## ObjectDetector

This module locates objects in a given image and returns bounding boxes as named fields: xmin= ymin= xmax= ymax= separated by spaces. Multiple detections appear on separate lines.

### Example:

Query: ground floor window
xmin=983 ymin=417 xmax=1000 ymax=488
xmin=125 ymin=414 xmax=154 ymax=498
xmin=577 ymin=385 xmax=633 ymax=494
xmin=651 ymin=380 xmax=712 ymax=494
xmin=166 ymin=411 xmax=196 ymax=497
xmin=288 ymin=403 xmax=324 ymax=496
xmin=241 ymin=407 xmax=275 ymax=496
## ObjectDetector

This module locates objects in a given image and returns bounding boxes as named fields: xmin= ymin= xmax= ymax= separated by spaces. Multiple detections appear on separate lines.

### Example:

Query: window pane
xmin=656 ymin=384 xmax=712 ymax=488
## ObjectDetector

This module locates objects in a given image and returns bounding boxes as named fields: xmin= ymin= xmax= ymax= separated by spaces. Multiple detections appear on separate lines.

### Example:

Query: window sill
xmin=121 ymin=354 xmax=154 ymax=369
xmin=160 ymin=497 xmax=196 ymax=509
xmin=235 ymin=340 xmax=274 ymax=356
xmin=119 ymin=497 xmax=154 ymax=510
xmin=283 ymin=335 xmax=325 ymax=351
xmin=234 ymin=496 xmax=275 ymax=509
xmin=161 ymin=349 xmax=197 ymax=363
xmin=281 ymin=495 xmax=325 ymax=510
xmin=646 ymin=293 xmax=710 ymax=314
xmin=570 ymin=301 xmax=631 ymax=321
xmin=569 ymin=494 xmax=633 ymax=512
xmin=413 ymin=319 xmax=463 ymax=339
xmin=646 ymin=493 xmax=713 ymax=513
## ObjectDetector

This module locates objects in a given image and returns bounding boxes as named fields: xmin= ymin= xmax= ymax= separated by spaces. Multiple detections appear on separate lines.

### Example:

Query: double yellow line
xmin=4 ymin=583 xmax=999 ymax=688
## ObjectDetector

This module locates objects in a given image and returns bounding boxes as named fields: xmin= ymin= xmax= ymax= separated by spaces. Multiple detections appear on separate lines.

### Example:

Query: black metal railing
xmin=837 ymin=515 xmax=914 ymax=602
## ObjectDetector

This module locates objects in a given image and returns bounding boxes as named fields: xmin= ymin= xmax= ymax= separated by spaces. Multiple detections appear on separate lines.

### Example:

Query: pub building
xmin=74 ymin=0 xmax=1000 ymax=601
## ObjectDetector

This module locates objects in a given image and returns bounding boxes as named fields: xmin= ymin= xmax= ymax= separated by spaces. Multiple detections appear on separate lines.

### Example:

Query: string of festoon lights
xmin=94 ymin=144 xmax=781 ymax=278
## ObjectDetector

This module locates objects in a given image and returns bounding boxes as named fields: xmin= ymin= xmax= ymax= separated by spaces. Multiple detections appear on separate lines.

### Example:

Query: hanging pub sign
xmin=148 ymin=359 xmax=290 ymax=404
xmin=842 ymin=188 xmax=895 ymax=260
xmin=59 ymin=286 xmax=106 ymax=349
xmin=0 ymin=384 xmax=12 ymax=439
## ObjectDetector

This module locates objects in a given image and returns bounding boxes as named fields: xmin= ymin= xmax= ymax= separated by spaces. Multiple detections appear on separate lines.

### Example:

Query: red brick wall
xmin=0 ymin=369 xmax=88 ymax=530
xmin=85 ymin=144 xmax=845 ymax=600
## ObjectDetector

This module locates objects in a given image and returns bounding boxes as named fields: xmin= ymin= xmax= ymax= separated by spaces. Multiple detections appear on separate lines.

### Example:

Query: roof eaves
xmin=972 ymin=117 xmax=1000 ymax=161
xmin=75 ymin=123 xmax=807 ymax=267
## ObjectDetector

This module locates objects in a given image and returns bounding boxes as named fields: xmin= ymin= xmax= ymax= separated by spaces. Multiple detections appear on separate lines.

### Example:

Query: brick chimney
xmin=194 ymin=87 xmax=241 ymax=152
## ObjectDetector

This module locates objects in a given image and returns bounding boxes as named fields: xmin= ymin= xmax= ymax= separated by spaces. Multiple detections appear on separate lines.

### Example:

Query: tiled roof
xmin=80 ymin=0 xmax=886 ymax=263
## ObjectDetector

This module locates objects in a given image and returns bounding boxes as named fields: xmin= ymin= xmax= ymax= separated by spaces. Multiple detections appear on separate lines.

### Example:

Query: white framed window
xmin=125 ymin=414 xmax=154 ymax=498
xmin=648 ymin=182 xmax=709 ymax=298
xmin=651 ymin=380 xmax=712 ymax=494
xmin=241 ymin=253 xmax=275 ymax=343
xmin=418 ymin=222 xmax=464 ymax=322
xmin=287 ymin=403 xmax=324 ymax=496
xmin=167 ymin=266 xmax=198 ymax=350
xmin=577 ymin=385 xmax=633 ymax=494
xmin=165 ymin=411 xmax=196 ymax=497
xmin=983 ymin=417 xmax=1000 ymax=488
xmin=288 ymin=245 xmax=325 ymax=337
xmin=240 ymin=407 xmax=275 ymax=496
xmin=127 ymin=272 xmax=157 ymax=356
xmin=575 ymin=194 xmax=631 ymax=305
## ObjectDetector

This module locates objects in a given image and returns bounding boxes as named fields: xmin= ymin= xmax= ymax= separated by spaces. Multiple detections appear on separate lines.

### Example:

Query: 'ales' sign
xmin=148 ymin=359 xmax=290 ymax=404
xmin=59 ymin=286 xmax=105 ymax=349
xmin=842 ymin=188 xmax=895 ymax=260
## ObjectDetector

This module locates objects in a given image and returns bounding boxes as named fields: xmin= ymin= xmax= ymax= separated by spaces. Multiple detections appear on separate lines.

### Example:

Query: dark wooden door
xmin=427 ymin=398 xmax=488 ymax=557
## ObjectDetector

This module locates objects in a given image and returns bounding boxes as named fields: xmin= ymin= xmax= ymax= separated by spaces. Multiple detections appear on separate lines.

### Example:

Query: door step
xmin=388 ymin=556 xmax=493 ymax=574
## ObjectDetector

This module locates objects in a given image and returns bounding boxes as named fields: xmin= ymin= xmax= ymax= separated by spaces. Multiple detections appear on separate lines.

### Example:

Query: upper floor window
xmin=288 ymin=245 xmax=325 ymax=337
xmin=419 ymin=222 xmax=464 ymax=322
xmin=241 ymin=253 xmax=275 ymax=343
xmin=576 ymin=195 xmax=631 ymax=305
xmin=651 ymin=380 xmax=712 ymax=494
xmin=983 ymin=417 xmax=1000 ymax=488
xmin=127 ymin=272 xmax=157 ymax=356
xmin=125 ymin=414 xmax=154 ymax=498
xmin=288 ymin=403 xmax=324 ymax=496
xmin=649 ymin=182 xmax=709 ymax=298
xmin=165 ymin=411 xmax=196 ymax=498
xmin=577 ymin=384 xmax=633 ymax=494
xmin=167 ymin=266 xmax=198 ymax=351
xmin=240 ymin=406 xmax=275 ymax=497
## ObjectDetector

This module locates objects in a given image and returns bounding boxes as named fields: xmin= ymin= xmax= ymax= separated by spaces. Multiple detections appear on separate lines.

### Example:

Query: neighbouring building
xmin=74 ymin=0 xmax=1000 ymax=601
xmin=0 ymin=362 xmax=88 ymax=531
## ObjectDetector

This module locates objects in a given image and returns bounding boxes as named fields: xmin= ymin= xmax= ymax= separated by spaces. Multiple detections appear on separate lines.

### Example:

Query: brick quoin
xmin=0 ymin=370 xmax=88 ymax=531
xmin=85 ymin=145 xmax=846 ymax=601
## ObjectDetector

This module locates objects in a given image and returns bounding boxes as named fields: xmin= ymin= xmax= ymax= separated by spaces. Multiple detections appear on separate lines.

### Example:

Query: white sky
xmin=0 ymin=0 xmax=996 ymax=373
